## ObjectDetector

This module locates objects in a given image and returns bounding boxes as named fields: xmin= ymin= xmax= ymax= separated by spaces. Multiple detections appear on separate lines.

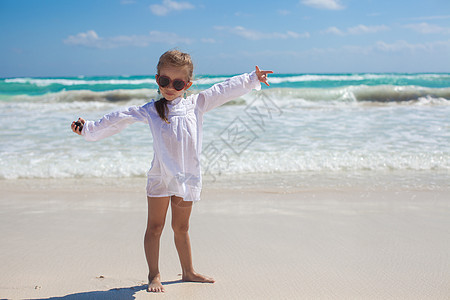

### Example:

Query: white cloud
xmin=348 ymin=24 xmax=390 ymax=35
xmin=256 ymin=39 xmax=450 ymax=57
xmin=215 ymin=26 xmax=309 ymax=40
xmin=322 ymin=26 xmax=345 ymax=36
xmin=366 ymin=39 xmax=450 ymax=53
xmin=322 ymin=24 xmax=389 ymax=36
xmin=150 ymin=0 xmax=194 ymax=16
xmin=404 ymin=22 xmax=450 ymax=34
xmin=201 ymin=38 xmax=216 ymax=44
xmin=301 ymin=0 xmax=344 ymax=10
xmin=63 ymin=30 xmax=192 ymax=48
xmin=292 ymin=39 xmax=450 ymax=56
xmin=407 ymin=15 xmax=450 ymax=21
xmin=64 ymin=30 xmax=103 ymax=48
xmin=374 ymin=40 xmax=428 ymax=52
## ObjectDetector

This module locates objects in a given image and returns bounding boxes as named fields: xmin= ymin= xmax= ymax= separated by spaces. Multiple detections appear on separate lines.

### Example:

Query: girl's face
xmin=156 ymin=65 xmax=192 ymax=101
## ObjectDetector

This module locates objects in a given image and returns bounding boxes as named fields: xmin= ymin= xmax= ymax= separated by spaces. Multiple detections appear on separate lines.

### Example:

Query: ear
xmin=185 ymin=81 xmax=193 ymax=90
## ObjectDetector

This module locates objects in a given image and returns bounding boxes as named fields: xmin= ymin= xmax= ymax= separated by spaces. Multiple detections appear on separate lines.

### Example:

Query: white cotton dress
xmin=81 ymin=71 xmax=261 ymax=202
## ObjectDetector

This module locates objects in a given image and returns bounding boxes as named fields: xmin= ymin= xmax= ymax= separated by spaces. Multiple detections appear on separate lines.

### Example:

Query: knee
xmin=146 ymin=223 xmax=165 ymax=237
xmin=172 ymin=222 xmax=189 ymax=235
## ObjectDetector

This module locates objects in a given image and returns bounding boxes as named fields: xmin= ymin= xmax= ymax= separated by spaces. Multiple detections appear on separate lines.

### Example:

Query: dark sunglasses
xmin=156 ymin=75 xmax=187 ymax=91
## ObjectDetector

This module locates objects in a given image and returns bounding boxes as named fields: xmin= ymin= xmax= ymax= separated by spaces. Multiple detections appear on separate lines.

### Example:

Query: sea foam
xmin=1 ymin=73 xmax=449 ymax=181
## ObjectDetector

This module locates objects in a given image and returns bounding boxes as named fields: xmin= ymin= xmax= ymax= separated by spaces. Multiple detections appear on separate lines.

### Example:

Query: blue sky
xmin=1 ymin=0 xmax=450 ymax=77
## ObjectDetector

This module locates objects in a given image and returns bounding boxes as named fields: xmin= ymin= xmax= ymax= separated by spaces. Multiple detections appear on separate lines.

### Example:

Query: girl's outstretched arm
xmin=73 ymin=105 xmax=149 ymax=141
xmin=255 ymin=66 xmax=273 ymax=86
xmin=195 ymin=66 xmax=273 ymax=113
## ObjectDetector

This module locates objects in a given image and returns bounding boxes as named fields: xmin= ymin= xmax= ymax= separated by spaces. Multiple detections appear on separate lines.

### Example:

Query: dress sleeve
xmin=81 ymin=105 xmax=149 ymax=141
xmin=196 ymin=71 xmax=261 ymax=113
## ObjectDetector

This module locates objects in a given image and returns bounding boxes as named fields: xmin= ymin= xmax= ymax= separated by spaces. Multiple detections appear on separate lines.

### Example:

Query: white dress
xmin=82 ymin=71 xmax=261 ymax=201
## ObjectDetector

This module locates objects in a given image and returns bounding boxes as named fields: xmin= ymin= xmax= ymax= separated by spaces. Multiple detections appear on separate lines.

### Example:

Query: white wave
xmin=4 ymin=73 xmax=450 ymax=88
xmin=201 ymin=150 xmax=450 ymax=176
xmin=4 ymin=76 xmax=232 ymax=87
xmin=2 ymin=149 xmax=448 ymax=180
xmin=352 ymin=85 xmax=450 ymax=102
xmin=268 ymin=73 xmax=450 ymax=84
xmin=1 ymin=94 xmax=449 ymax=180
xmin=5 ymin=78 xmax=157 ymax=87
xmin=4 ymin=76 xmax=231 ymax=87
xmin=416 ymin=95 xmax=450 ymax=105
xmin=268 ymin=74 xmax=372 ymax=84
xmin=192 ymin=77 xmax=230 ymax=85
xmin=8 ymin=88 xmax=157 ymax=103
xmin=0 ymin=152 xmax=149 ymax=179
xmin=4 ymin=85 xmax=449 ymax=107
xmin=260 ymin=86 xmax=450 ymax=104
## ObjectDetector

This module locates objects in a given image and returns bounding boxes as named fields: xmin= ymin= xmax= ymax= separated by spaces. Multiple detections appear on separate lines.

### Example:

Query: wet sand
xmin=1 ymin=175 xmax=449 ymax=299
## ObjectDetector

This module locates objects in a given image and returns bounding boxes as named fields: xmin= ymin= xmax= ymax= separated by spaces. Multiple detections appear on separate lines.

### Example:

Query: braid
xmin=155 ymin=97 xmax=170 ymax=124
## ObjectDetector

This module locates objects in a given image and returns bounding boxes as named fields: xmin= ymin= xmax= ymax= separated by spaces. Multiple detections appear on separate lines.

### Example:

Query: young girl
xmin=71 ymin=50 xmax=272 ymax=293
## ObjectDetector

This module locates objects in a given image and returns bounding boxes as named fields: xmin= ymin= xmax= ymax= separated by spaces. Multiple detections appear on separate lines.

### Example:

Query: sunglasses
xmin=156 ymin=75 xmax=188 ymax=91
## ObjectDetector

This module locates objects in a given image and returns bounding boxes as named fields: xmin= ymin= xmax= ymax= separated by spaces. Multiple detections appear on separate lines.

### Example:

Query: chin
xmin=163 ymin=94 xmax=178 ymax=101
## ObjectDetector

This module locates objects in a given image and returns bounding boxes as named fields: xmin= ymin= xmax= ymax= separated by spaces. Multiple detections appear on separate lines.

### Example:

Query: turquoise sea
xmin=1 ymin=73 xmax=449 ymax=188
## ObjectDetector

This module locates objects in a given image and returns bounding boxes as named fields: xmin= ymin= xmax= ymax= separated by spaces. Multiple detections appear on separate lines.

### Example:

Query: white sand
xmin=1 ymin=175 xmax=449 ymax=299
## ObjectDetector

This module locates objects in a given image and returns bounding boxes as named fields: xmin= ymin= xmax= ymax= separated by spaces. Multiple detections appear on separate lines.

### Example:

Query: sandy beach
xmin=2 ymin=1 xmax=450 ymax=299
xmin=1 ymin=173 xmax=449 ymax=299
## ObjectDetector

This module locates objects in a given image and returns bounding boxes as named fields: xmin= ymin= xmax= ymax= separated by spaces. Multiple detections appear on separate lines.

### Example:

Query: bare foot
xmin=182 ymin=272 xmax=215 ymax=283
xmin=147 ymin=273 xmax=165 ymax=293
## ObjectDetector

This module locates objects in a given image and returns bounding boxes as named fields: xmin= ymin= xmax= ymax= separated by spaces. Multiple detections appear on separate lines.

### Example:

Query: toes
xmin=147 ymin=285 xmax=165 ymax=293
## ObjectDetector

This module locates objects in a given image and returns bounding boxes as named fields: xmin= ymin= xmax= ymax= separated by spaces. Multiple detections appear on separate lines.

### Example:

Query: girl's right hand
xmin=71 ymin=118 xmax=85 ymax=135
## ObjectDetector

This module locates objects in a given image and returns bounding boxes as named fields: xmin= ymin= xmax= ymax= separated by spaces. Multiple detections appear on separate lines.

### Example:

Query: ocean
xmin=1 ymin=73 xmax=449 ymax=189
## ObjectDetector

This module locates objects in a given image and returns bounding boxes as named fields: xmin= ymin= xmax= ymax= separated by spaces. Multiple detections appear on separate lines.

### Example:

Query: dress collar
xmin=167 ymin=97 xmax=183 ymax=106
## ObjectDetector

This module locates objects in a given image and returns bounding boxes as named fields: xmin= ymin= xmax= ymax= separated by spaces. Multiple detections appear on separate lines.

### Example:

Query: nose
xmin=160 ymin=82 xmax=176 ymax=91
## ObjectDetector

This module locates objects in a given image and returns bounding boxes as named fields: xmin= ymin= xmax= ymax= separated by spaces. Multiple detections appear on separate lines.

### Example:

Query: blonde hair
xmin=157 ymin=50 xmax=194 ymax=81
xmin=155 ymin=50 xmax=194 ymax=123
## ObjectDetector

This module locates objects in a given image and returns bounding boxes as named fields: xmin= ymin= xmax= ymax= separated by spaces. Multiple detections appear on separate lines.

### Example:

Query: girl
xmin=71 ymin=50 xmax=272 ymax=293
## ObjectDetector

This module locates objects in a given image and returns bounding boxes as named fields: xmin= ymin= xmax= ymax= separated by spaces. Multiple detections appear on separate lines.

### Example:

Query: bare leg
xmin=144 ymin=196 xmax=170 ymax=293
xmin=171 ymin=196 xmax=215 ymax=283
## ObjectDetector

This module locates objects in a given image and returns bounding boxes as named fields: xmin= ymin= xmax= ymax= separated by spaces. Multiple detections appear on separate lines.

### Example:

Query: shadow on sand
xmin=35 ymin=280 xmax=183 ymax=300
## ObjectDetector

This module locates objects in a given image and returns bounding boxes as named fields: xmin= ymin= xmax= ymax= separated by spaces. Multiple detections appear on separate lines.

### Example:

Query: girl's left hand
xmin=255 ymin=66 xmax=273 ymax=86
